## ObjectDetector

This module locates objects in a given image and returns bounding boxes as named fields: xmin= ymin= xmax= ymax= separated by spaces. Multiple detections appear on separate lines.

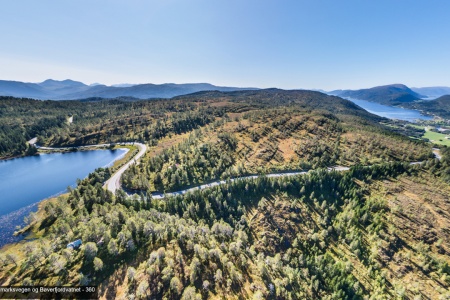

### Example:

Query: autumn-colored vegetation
xmin=1 ymin=90 xmax=449 ymax=299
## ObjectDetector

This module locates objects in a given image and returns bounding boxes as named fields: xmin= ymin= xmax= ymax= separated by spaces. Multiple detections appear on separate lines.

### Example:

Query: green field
xmin=408 ymin=124 xmax=425 ymax=130
xmin=423 ymin=130 xmax=450 ymax=146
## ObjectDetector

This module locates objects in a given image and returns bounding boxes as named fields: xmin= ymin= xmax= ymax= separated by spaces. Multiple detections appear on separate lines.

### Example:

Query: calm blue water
xmin=0 ymin=149 xmax=127 ymax=247
xmin=346 ymin=98 xmax=432 ymax=121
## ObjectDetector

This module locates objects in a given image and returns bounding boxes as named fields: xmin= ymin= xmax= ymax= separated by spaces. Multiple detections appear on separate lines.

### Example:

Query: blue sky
xmin=1 ymin=0 xmax=449 ymax=90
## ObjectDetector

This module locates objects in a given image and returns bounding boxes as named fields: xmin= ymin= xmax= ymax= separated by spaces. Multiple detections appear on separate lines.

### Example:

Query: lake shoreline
xmin=0 ymin=152 xmax=40 ymax=162
xmin=345 ymin=97 xmax=433 ymax=122
xmin=0 ymin=143 xmax=116 ymax=162
xmin=0 ymin=143 xmax=140 ymax=249
xmin=0 ymin=193 xmax=70 ymax=250
xmin=0 ymin=148 xmax=129 ymax=248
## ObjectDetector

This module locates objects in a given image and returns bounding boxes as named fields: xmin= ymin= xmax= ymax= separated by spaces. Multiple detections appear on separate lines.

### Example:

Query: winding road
xmin=149 ymin=152 xmax=442 ymax=200
xmin=104 ymin=143 xmax=147 ymax=193
xmin=28 ymin=136 xmax=442 ymax=199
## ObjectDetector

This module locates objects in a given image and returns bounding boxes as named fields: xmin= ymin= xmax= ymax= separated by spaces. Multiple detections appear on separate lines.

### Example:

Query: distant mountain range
xmin=0 ymin=79 xmax=257 ymax=100
xmin=328 ymin=84 xmax=450 ymax=105
xmin=410 ymin=87 xmax=450 ymax=99
xmin=1 ymin=79 xmax=449 ymax=104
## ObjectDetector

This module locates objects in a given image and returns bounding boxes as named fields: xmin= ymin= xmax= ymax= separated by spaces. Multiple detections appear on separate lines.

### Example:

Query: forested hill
xmin=2 ymin=153 xmax=449 ymax=298
xmin=174 ymin=89 xmax=384 ymax=121
xmin=2 ymin=88 xmax=449 ymax=299
xmin=121 ymin=89 xmax=431 ymax=194
xmin=330 ymin=84 xmax=424 ymax=105
xmin=404 ymin=95 xmax=450 ymax=118
xmin=0 ymin=90 xmax=385 ymax=159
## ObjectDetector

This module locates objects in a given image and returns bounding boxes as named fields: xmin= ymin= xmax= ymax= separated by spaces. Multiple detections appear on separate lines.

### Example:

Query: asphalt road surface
xmin=104 ymin=143 xmax=147 ymax=193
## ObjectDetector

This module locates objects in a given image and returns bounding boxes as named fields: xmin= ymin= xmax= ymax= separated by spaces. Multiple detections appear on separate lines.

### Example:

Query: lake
xmin=346 ymin=98 xmax=433 ymax=121
xmin=0 ymin=149 xmax=128 ymax=247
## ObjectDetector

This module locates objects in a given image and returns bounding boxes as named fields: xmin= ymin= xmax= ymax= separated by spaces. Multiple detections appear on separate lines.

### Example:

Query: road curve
xmin=104 ymin=143 xmax=147 ymax=193
xmin=149 ymin=149 xmax=443 ymax=200
xmin=29 ymin=135 xmax=441 ymax=198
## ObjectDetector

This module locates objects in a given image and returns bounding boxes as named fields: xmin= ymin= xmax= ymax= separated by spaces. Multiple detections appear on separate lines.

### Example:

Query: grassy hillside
xmin=423 ymin=130 xmax=450 ymax=146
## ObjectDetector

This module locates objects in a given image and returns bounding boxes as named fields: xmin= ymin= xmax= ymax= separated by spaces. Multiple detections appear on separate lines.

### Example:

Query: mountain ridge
xmin=404 ymin=95 xmax=450 ymax=118
xmin=328 ymin=84 xmax=425 ymax=105
xmin=411 ymin=86 xmax=450 ymax=99
xmin=0 ymin=79 xmax=258 ymax=100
